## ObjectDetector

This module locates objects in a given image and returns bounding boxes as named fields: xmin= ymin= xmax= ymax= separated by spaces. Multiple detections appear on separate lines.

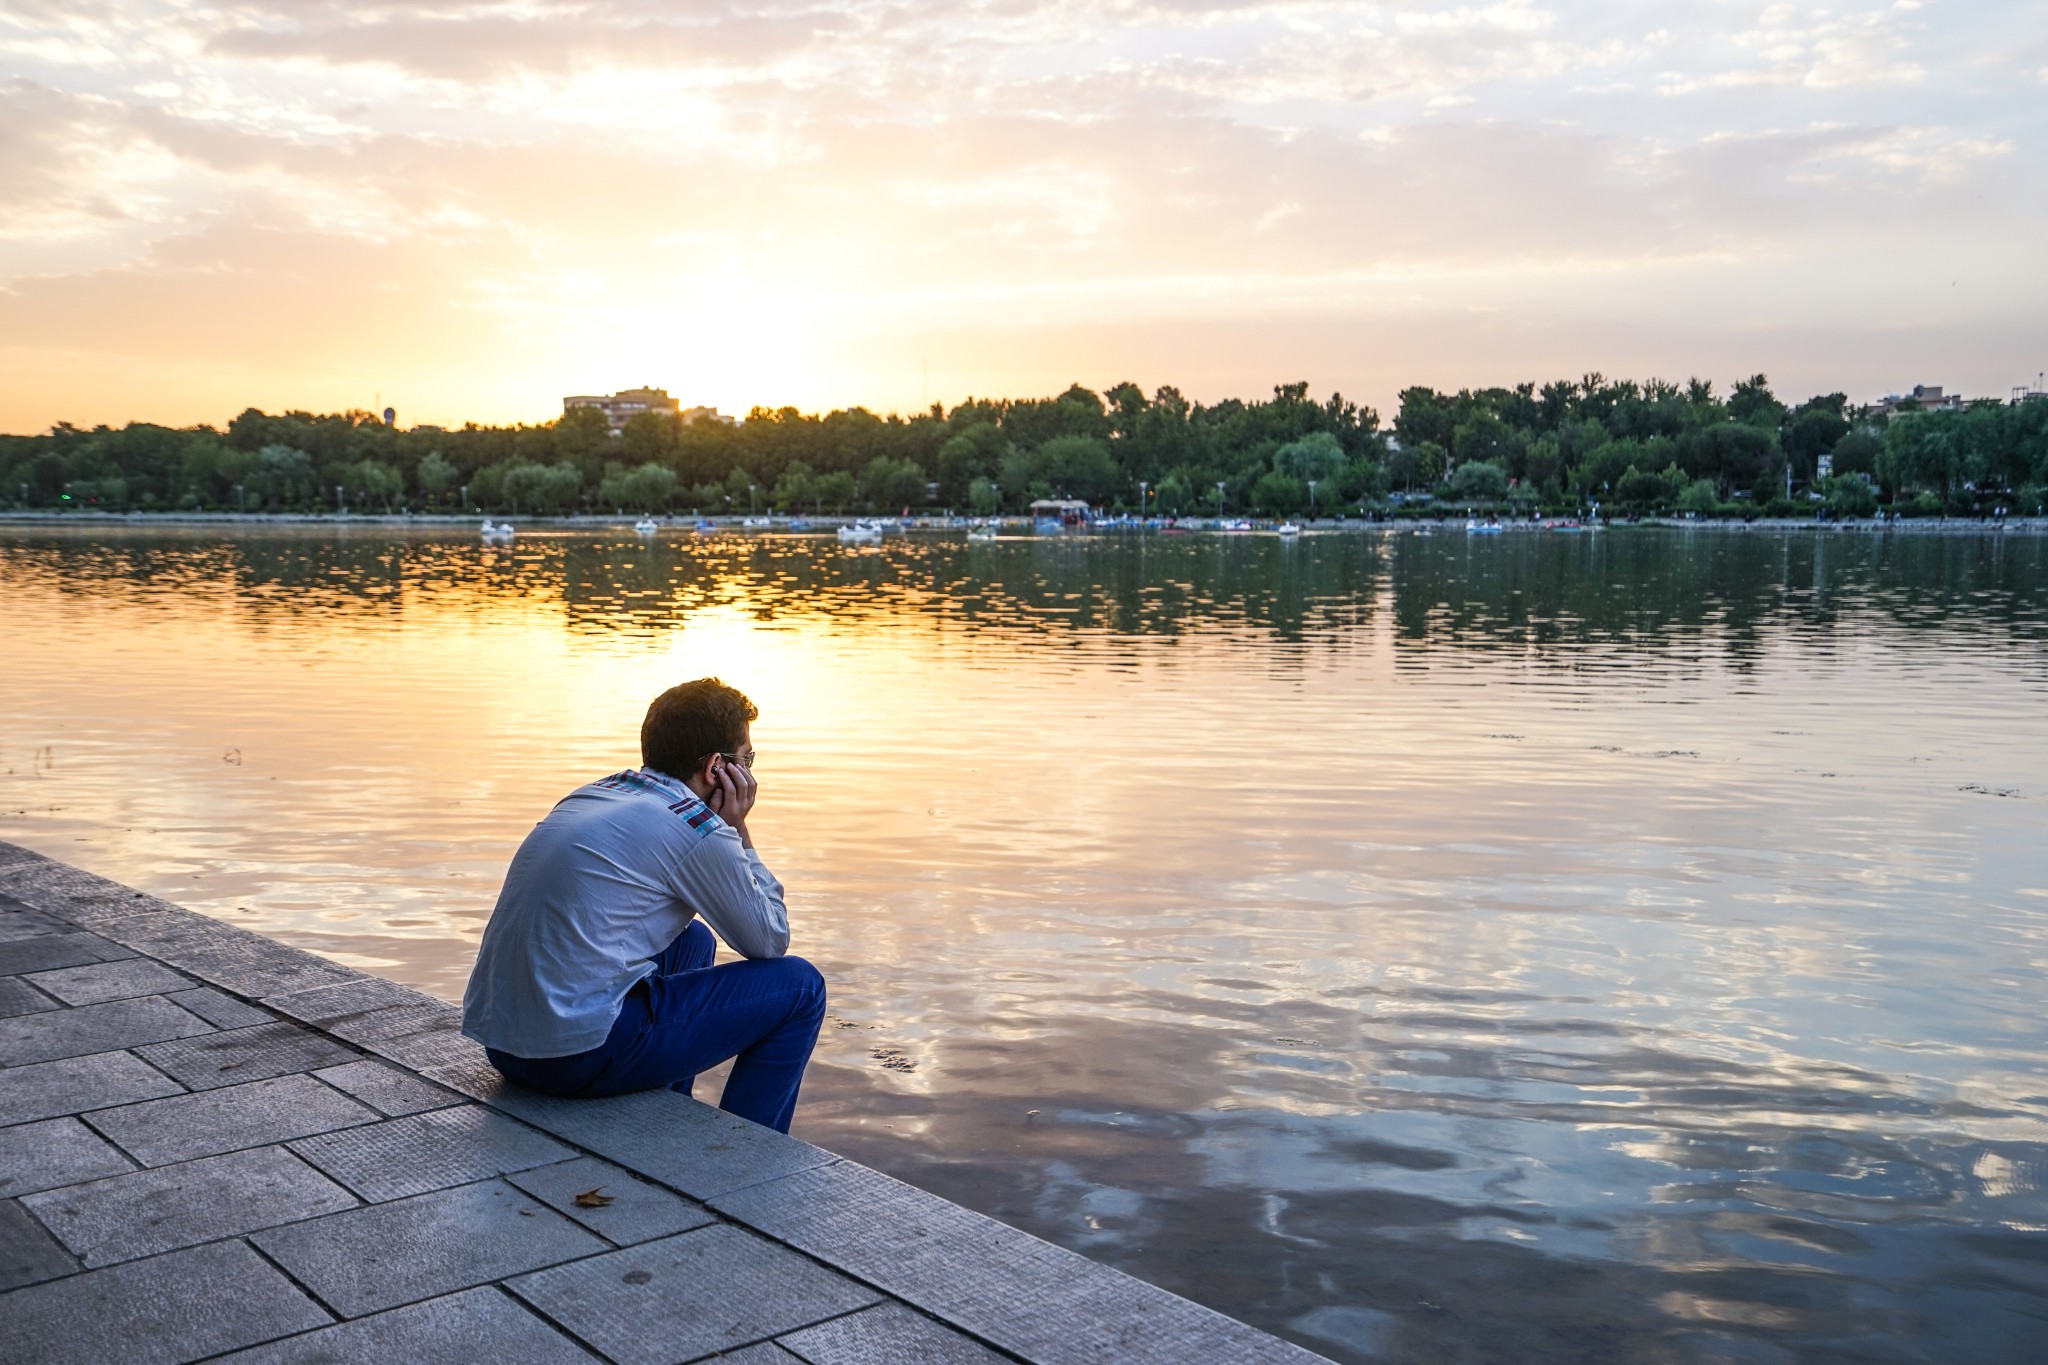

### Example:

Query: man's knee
xmin=777 ymin=955 xmax=826 ymax=1016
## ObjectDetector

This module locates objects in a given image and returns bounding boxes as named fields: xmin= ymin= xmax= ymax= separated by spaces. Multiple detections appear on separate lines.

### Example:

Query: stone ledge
xmin=0 ymin=839 xmax=1331 ymax=1363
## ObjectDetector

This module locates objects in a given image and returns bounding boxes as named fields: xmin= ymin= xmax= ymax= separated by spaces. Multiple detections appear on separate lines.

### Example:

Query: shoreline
xmin=2 ymin=510 xmax=2043 ymax=536
xmin=0 ymin=840 xmax=1326 ymax=1364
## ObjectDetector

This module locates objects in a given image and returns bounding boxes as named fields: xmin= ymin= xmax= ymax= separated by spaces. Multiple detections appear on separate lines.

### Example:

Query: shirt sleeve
xmin=669 ymin=826 xmax=790 ymax=960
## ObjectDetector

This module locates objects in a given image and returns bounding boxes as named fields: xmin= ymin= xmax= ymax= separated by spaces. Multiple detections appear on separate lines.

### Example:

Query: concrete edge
xmin=0 ymin=838 xmax=1333 ymax=1364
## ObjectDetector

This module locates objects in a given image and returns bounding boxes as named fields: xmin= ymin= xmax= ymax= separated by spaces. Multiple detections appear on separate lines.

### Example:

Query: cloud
xmin=0 ymin=0 xmax=2041 ymax=429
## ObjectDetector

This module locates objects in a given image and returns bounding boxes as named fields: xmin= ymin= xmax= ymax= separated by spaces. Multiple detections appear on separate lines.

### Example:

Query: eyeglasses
xmin=718 ymin=750 xmax=758 ymax=770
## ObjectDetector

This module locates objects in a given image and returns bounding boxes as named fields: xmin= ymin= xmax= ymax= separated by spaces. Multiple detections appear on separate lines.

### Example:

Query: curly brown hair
xmin=640 ymin=678 xmax=757 ymax=781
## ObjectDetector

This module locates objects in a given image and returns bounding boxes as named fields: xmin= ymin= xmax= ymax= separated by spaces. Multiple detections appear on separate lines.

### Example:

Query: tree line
xmin=5 ymin=376 xmax=2044 ymax=519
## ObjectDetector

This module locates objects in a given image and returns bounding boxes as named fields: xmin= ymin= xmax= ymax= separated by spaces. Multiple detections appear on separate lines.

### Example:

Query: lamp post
xmin=1138 ymin=481 xmax=1149 ymax=521
xmin=749 ymin=483 xmax=758 ymax=516
xmin=236 ymin=483 xmax=245 ymax=514
xmin=335 ymin=484 xmax=345 ymax=515
xmin=461 ymin=484 xmax=470 ymax=513
xmin=1307 ymin=479 xmax=1317 ymax=520
xmin=1214 ymin=480 xmax=1226 ymax=518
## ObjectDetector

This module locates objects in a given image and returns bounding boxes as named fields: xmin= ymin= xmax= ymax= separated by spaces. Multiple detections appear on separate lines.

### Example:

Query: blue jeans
xmin=487 ymin=922 xmax=826 ymax=1133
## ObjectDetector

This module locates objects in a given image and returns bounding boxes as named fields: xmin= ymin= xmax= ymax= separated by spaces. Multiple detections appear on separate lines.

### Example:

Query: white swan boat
xmin=633 ymin=517 xmax=660 ymax=536
xmin=480 ymin=519 xmax=514 ymax=542
xmin=1276 ymin=522 xmax=1303 ymax=536
xmin=837 ymin=521 xmax=884 ymax=543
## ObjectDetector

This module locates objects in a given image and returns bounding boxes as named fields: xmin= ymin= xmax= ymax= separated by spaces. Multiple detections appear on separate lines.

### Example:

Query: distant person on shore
xmin=461 ymin=678 xmax=823 ymax=1133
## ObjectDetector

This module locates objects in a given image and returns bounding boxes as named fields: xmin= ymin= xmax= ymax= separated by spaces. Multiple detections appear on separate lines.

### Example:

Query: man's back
xmin=461 ymin=766 xmax=787 ymax=1059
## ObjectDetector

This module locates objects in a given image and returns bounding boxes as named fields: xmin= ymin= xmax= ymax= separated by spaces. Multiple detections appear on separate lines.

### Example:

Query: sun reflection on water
xmin=3 ymin=523 xmax=2047 ymax=1363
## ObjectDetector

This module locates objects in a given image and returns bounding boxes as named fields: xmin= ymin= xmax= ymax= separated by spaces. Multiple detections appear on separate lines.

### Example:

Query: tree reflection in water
xmin=3 ymin=524 xmax=2046 ymax=1365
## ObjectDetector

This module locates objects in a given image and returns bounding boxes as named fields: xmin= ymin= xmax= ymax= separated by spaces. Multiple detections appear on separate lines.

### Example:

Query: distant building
xmin=1873 ymin=384 xmax=1964 ymax=417
xmin=563 ymin=386 xmax=682 ymax=433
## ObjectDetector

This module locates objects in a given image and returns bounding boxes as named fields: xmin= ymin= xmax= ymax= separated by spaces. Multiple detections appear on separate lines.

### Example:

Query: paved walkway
xmin=0 ymin=841 xmax=1328 ymax=1365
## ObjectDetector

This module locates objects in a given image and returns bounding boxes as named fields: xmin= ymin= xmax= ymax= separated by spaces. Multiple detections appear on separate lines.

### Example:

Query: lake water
xmin=3 ymin=523 xmax=2045 ymax=1364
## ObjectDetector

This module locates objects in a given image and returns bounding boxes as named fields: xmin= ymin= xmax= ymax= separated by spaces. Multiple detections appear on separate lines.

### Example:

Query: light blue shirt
xmin=461 ymin=766 xmax=789 ymax=1058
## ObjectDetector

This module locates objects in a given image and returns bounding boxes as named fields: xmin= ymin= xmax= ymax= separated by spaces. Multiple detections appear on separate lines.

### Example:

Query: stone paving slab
xmin=0 ymin=1117 xmax=137 ymax=1197
xmin=506 ymin=1222 xmax=883 ymax=1365
xmin=163 ymin=984 xmax=274 ymax=1029
xmin=0 ymin=1048 xmax=186 ymax=1126
xmin=0 ymin=1198 xmax=79 ymax=1291
xmin=82 ymin=1073 xmax=379 ymax=1167
xmin=266 ymin=975 xmax=441 ymax=1026
xmin=0 ymin=909 xmax=75 ymax=943
xmin=0 ymin=976 xmax=60 ymax=1017
xmin=23 ymin=958 xmax=195 ymax=1005
xmin=778 ymin=1302 xmax=1017 ymax=1365
xmin=712 ymin=1346 xmax=806 ymax=1365
xmin=428 ymin=1057 xmax=842 ymax=1202
xmin=506 ymin=1154 xmax=717 ymax=1245
xmin=313 ymin=1057 xmax=462 ymax=1116
xmin=252 ymin=1178 xmax=609 ymax=1318
xmin=0 ymin=1238 xmax=333 ymax=1365
xmin=23 ymin=1144 xmax=358 ymax=1267
xmin=0 ymin=841 xmax=1331 ymax=1365
xmin=287 ymin=1102 xmax=576 ymax=1202
xmin=77 ymin=905 xmax=363 ymax=999
xmin=136 ymin=1019 xmax=356 ymax=1089
xmin=0 ymin=932 xmax=136 ymax=976
xmin=0 ymin=993 xmax=213 ymax=1066
xmin=210 ymin=1286 xmax=600 ymax=1365
xmin=711 ymin=1159 xmax=1328 ymax=1365
xmin=318 ymin=999 xmax=485 ymax=1071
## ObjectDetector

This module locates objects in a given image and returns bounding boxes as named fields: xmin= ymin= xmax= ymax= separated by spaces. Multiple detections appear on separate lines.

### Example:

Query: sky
xmin=2 ymin=0 xmax=2045 ymax=433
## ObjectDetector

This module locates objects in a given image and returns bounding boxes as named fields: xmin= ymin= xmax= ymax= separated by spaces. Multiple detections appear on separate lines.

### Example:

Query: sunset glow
xmin=3 ymin=1 xmax=2043 ymax=431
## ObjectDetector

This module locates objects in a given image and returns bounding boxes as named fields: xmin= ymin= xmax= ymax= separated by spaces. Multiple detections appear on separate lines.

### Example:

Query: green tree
xmin=502 ymin=461 xmax=581 ymax=514
xmin=620 ymin=412 xmax=677 ymax=465
xmin=1251 ymin=470 xmax=1304 ymax=515
xmin=967 ymin=477 xmax=1001 ymax=515
xmin=1783 ymin=399 xmax=1850 ymax=481
xmin=773 ymin=461 xmax=816 ymax=513
xmin=416 ymin=452 xmax=457 ymax=505
xmin=1728 ymin=374 xmax=1785 ymax=429
xmin=1275 ymin=432 xmax=1345 ymax=484
xmin=599 ymin=461 xmax=677 ymax=511
xmin=1830 ymin=430 xmax=1882 ymax=478
xmin=343 ymin=459 xmax=403 ymax=510
xmin=1676 ymin=479 xmax=1720 ymax=515
xmin=1028 ymin=435 xmax=1119 ymax=504
xmin=935 ymin=424 xmax=1005 ymax=506
xmin=1822 ymin=476 xmax=1878 ymax=518
xmin=814 ymin=469 xmax=857 ymax=514
xmin=555 ymin=406 xmax=613 ymax=467
xmin=1387 ymin=441 xmax=1447 ymax=492
xmin=247 ymin=445 xmax=317 ymax=510
xmin=1614 ymin=463 xmax=1687 ymax=513
xmin=859 ymin=456 xmax=926 ymax=512
xmin=1452 ymin=411 xmax=1523 ymax=470
xmin=724 ymin=465 xmax=759 ymax=513
xmin=1447 ymin=460 xmax=1509 ymax=504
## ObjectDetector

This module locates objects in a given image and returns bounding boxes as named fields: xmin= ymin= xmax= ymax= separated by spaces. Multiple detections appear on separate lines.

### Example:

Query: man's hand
xmin=706 ymin=757 xmax=758 ymax=845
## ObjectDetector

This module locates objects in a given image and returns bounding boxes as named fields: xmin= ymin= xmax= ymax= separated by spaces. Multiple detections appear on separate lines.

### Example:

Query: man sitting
xmin=462 ymin=678 xmax=824 ymax=1133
